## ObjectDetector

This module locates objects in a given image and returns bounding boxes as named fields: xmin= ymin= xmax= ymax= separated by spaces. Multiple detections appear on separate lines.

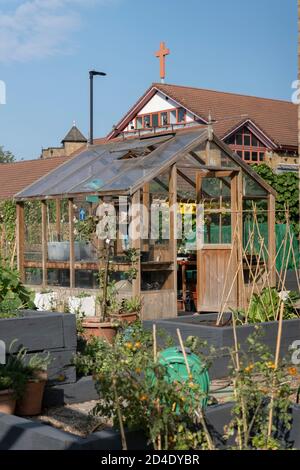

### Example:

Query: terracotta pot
xmin=0 ymin=389 xmax=16 ymax=415
xmin=16 ymin=372 xmax=47 ymax=416
xmin=111 ymin=312 xmax=139 ymax=324
xmin=82 ymin=318 xmax=117 ymax=343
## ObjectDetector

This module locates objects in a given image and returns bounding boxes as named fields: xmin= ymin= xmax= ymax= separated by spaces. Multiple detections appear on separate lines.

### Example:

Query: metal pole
xmin=89 ymin=71 xmax=94 ymax=145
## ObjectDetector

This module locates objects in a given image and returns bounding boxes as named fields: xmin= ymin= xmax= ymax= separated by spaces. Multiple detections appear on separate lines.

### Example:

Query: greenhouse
xmin=15 ymin=127 xmax=276 ymax=319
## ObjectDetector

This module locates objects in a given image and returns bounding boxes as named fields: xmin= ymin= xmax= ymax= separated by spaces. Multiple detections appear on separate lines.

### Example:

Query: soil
xmin=31 ymin=400 xmax=112 ymax=437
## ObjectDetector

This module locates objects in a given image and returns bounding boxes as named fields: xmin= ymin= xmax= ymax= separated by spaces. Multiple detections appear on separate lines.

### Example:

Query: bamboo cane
xmin=266 ymin=301 xmax=285 ymax=444
xmin=152 ymin=324 xmax=162 ymax=450
xmin=112 ymin=377 xmax=128 ymax=451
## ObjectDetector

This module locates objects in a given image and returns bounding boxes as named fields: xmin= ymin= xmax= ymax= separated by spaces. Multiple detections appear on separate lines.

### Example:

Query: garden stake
xmin=266 ymin=301 xmax=285 ymax=445
xmin=232 ymin=312 xmax=248 ymax=447
xmin=176 ymin=328 xmax=215 ymax=450
xmin=152 ymin=324 xmax=162 ymax=450
xmin=112 ymin=377 xmax=128 ymax=451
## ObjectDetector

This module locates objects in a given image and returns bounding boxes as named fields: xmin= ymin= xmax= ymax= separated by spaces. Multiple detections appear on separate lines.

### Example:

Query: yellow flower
xmin=245 ymin=364 xmax=254 ymax=373
xmin=124 ymin=342 xmax=133 ymax=349
xmin=135 ymin=367 xmax=141 ymax=374
xmin=135 ymin=341 xmax=142 ymax=349
xmin=288 ymin=367 xmax=298 ymax=376
xmin=266 ymin=361 xmax=276 ymax=369
xmin=172 ymin=402 xmax=177 ymax=412
xmin=188 ymin=381 xmax=196 ymax=389
xmin=140 ymin=394 xmax=148 ymax=402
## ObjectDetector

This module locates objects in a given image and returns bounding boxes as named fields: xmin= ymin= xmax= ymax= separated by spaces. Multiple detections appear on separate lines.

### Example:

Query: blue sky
xmin=0 ymin=0 xmax=297 ymax=160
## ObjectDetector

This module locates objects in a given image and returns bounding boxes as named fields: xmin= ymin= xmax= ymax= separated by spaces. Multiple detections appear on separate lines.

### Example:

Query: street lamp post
xmin=89 ymin=70 xmax=106 ymax=145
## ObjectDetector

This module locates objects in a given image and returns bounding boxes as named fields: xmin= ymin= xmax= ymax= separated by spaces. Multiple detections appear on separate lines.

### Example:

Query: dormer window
xmin=225 ymin=126 xmax=267 ymax=163
xmin=134 ymin=107 xmax=189 ymax=130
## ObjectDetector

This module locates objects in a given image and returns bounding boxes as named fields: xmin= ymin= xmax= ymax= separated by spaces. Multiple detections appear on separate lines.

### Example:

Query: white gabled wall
xmin=124 ymin=91 xmax=196 ymax=131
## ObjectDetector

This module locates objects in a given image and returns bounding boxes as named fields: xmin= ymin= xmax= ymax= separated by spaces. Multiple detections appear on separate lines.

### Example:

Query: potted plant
xmin=114 ymin=296 xmax=142 ymax=324
xmin=0 ymin=374 xmax=16 ymax=414
xmin=0 ymin=346 xmax=30 ymax=415
xmin=16 ymin=350 xmax=51 ymax=416
xmin=82 ymin=239 xmax=118 ymax=343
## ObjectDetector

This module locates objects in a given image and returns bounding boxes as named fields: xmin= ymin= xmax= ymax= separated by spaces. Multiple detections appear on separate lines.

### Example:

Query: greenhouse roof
xmin=15 ymin=128 xmax=275 ymax=200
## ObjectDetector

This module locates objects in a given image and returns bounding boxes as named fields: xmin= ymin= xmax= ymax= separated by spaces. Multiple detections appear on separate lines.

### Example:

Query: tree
xmin=0 ymin=146 xmax=15 ymax=163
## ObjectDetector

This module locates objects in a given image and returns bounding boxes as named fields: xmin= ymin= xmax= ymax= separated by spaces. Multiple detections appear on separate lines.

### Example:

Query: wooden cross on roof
xmin=155 ymin=41 xmax=170 ymax=83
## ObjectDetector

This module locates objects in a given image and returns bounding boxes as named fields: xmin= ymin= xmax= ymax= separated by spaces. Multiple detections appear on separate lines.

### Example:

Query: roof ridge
xmin=153 ymin=82 xmax=293 ymax=105
xmin=0 ymin=155 xmax=71 ymax=165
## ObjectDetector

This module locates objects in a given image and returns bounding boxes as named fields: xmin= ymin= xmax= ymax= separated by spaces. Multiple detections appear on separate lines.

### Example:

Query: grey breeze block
xmin=0 ymin=310 xmax=77 ymax=386
xmin=143 ymin=314 xmax=300 ymax=379
xmin=1 ymin=403 xmax=300 ymax=450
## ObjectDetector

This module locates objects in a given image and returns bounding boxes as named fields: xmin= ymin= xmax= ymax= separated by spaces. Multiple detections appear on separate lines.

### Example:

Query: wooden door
xmin=196 ymin=171 xmax=239 ymax=312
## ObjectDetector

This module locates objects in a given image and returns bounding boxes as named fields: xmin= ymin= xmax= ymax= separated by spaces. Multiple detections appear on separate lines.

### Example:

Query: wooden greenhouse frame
xmin=15 ymin=128 xmax=276 ymax=320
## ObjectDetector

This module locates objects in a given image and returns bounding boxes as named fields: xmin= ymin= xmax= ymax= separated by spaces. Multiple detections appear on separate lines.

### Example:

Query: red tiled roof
xmin=153 ymin=83 xmax=298 ymax=149
xmin=0 ymin=155 xmax=72 ymax=199
xmin=109 ymin=83 xmax=298 ymax=149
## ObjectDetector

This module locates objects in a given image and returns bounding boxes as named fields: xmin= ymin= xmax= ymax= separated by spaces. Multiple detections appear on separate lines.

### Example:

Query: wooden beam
xmin=231 ymin=172 xmax=244 ymax=308
xmin=268 ymin=193 xmax=276 ymax=286
xmin=196 ymin=171 xmax=203 ymax=312
xmin=16 ymin=202 xmax=25 ymax=282
xmin=41 ymin=200 xmax=48 ymax=287
xmin=55 ymin=199 xmax=61 ymax=241
xmin=169 ymin=164 xmax=177 ymax=316
xmin=68 ymin=198 xmax=75 ymax=289
xmin=142 ymin=183 xmax=150 ymax=252
xmin=131 ymin=190 xmax=141 ymax=298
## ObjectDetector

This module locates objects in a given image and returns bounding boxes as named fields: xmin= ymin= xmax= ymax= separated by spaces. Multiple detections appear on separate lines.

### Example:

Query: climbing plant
xmin=251 ymin=164 xmax=300 ymax=235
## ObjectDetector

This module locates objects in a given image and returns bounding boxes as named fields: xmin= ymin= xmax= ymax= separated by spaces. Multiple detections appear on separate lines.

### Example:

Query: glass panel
xmin=170 ymin=110 xmax=177 ymax=124
xmin=226 ymin=135 xmax=235 ymax=145
xmin=152 ymin=114 xmax=159 ymax=127
xmin=259 ymin=152 xmax=265 ymax=161
xmin=252 ymin=152 xmax=258 ymax=162
xmin=252 ymin=135 xmax=259 ymax=147
xmin=236 ymin=134 xmax=243 ymax=145
xmin=24 ymin=201 xmax=42 ymax=262
xmin=177 ymin=108 xmax=185 ymax=123
xmin=136 ymin=117 xmax=142 ymax=129
xmin=244 ymin=135 xmax=251 ymax=146
xmin=75 ymin=270 xmax=99 ymax=289
xmin=207 ymin=142 xmax=239 ymax=168
xmin=160 ymin=112 xmax=168 ymax=126
xmin=47 ymin=269 xmax=70 ymax=287
xmin=144 ymin=115 xmax=151 ymax=128
xmin=204 ymin=213 xmax=232 ymax=244
xmin=25 ymin=268 xmax=42 ymax=286
xmin=244 ymin=151 xmax=250 ymax=161
xmin=243 ymin=174 xmax=268 ymax=197
xmin=237 ymin=150 xmax=243 ymax=158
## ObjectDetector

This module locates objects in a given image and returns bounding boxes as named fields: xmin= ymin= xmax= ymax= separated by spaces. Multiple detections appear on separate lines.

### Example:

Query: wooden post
xmin=16 ymin=202 xmax=25 ymax=282
xmin=41 ymin=200 xmax=48 ymax=287
xmin=231 ymin=171 xmax=243 ymax=308
xmin=268 ymin=193 xmax=276 ymax=286
xmin=169 ymin=165 xmax=177 ymax=316
xmin=55 ymin=199 xmax=61 ymax=241
xmin=68 ymin=198 xmax=75 ymax=289
xmin=196 ymin=171 xmax=203 ymax=312
xmin=131 ymin=190 xmax=141 ymax=298
xmin=142 ymin=183 xmax=150 ymax=252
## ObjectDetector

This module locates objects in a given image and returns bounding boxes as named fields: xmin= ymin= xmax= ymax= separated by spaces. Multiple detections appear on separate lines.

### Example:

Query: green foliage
xmin=233 ymin=287 xmax=299 ymax=324
xmin=91 ymin=322 xmax=214 ymax=450
xmin=225 ymin=328 xmax=294 ymax=450
xmin=121 ymin=296 xmax=142 ymax=314
xmin=0 ymin=265 xmax=35 ymax=313
xmin=0 ymin=146 xmax=15 ymax=163
xmin=251 ymin=164 xmax=300 ymax=234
